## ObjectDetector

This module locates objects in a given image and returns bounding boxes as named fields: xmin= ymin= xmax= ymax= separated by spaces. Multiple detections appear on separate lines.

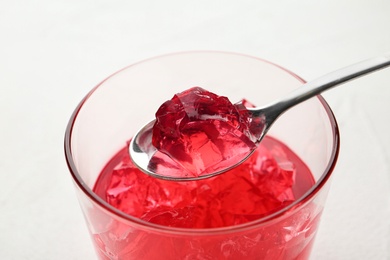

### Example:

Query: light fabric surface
xmin=1 ymin=1 xmax=390 ymax=259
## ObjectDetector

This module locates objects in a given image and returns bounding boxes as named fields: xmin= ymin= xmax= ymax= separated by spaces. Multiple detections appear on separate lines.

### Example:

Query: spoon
xmin=130 ymin=53 xmax=390 ymax=181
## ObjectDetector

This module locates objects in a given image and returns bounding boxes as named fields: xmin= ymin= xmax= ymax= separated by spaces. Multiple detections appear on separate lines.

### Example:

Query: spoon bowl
xmin=130 ymin=54 xmax=390 ymax=181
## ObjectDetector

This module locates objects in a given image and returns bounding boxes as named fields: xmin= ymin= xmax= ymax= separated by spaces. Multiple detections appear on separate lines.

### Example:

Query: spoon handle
xmin=263 ymin=53 xmax=390 ymax=120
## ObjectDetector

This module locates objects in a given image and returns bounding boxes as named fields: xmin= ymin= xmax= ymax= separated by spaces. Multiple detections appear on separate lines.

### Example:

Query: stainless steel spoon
xmin=130 ymin=53 xmax=390 ymax=181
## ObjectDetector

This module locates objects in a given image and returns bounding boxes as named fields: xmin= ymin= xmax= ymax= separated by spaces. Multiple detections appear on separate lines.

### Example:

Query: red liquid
xmin=94 ymin=136 xmax=314 ymax=229
xmin=91 ymin=136 xmax=322 ymax=259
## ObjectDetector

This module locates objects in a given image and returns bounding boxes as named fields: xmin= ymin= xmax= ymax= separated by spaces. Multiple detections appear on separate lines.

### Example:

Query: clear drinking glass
xmin=65 ymin=51 xmax=339 ymax=260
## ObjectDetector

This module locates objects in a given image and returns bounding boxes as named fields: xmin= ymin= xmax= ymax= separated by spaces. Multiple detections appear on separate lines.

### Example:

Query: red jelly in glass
xmin=151 ymin=87 xmax=257 ymax=177
xmin=94 ymin=135 xmax=314 ymax=229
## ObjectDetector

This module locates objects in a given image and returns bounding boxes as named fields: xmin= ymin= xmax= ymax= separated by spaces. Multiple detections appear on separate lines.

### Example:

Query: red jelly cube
xmin=152 ymin=87 xmax=257 ymax=177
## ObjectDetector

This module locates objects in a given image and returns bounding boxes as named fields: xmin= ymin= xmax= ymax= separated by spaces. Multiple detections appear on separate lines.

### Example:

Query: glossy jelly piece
xmin=152 ymin=87 xmax=257 ymax=177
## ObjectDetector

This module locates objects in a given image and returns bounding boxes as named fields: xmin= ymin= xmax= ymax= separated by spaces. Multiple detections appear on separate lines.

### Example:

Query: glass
xmin=65 ymin=51 xmax=339 ymax=260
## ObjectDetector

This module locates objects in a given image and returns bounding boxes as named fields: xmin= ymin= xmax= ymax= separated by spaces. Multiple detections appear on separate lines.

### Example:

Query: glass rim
xmin=64 ymin=51 xmax=340 ymax=235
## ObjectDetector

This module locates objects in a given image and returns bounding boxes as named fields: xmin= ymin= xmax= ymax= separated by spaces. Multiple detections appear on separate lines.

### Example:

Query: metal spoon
xmin=130 ymin=53 xmax=390 ymax=181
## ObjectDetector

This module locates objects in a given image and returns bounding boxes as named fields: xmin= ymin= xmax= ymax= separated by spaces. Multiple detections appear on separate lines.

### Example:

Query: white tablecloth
xmin=1 ymin=1 xmax=390 ymax=259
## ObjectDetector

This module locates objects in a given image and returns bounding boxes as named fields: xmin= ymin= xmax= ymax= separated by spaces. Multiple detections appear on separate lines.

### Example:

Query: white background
xmin=1 ymin=1 xmax=390 ymax=259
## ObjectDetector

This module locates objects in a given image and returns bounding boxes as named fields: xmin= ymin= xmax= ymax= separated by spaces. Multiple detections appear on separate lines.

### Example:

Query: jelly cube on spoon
xmin=151 ymin=87 xmax=257 ymax=177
